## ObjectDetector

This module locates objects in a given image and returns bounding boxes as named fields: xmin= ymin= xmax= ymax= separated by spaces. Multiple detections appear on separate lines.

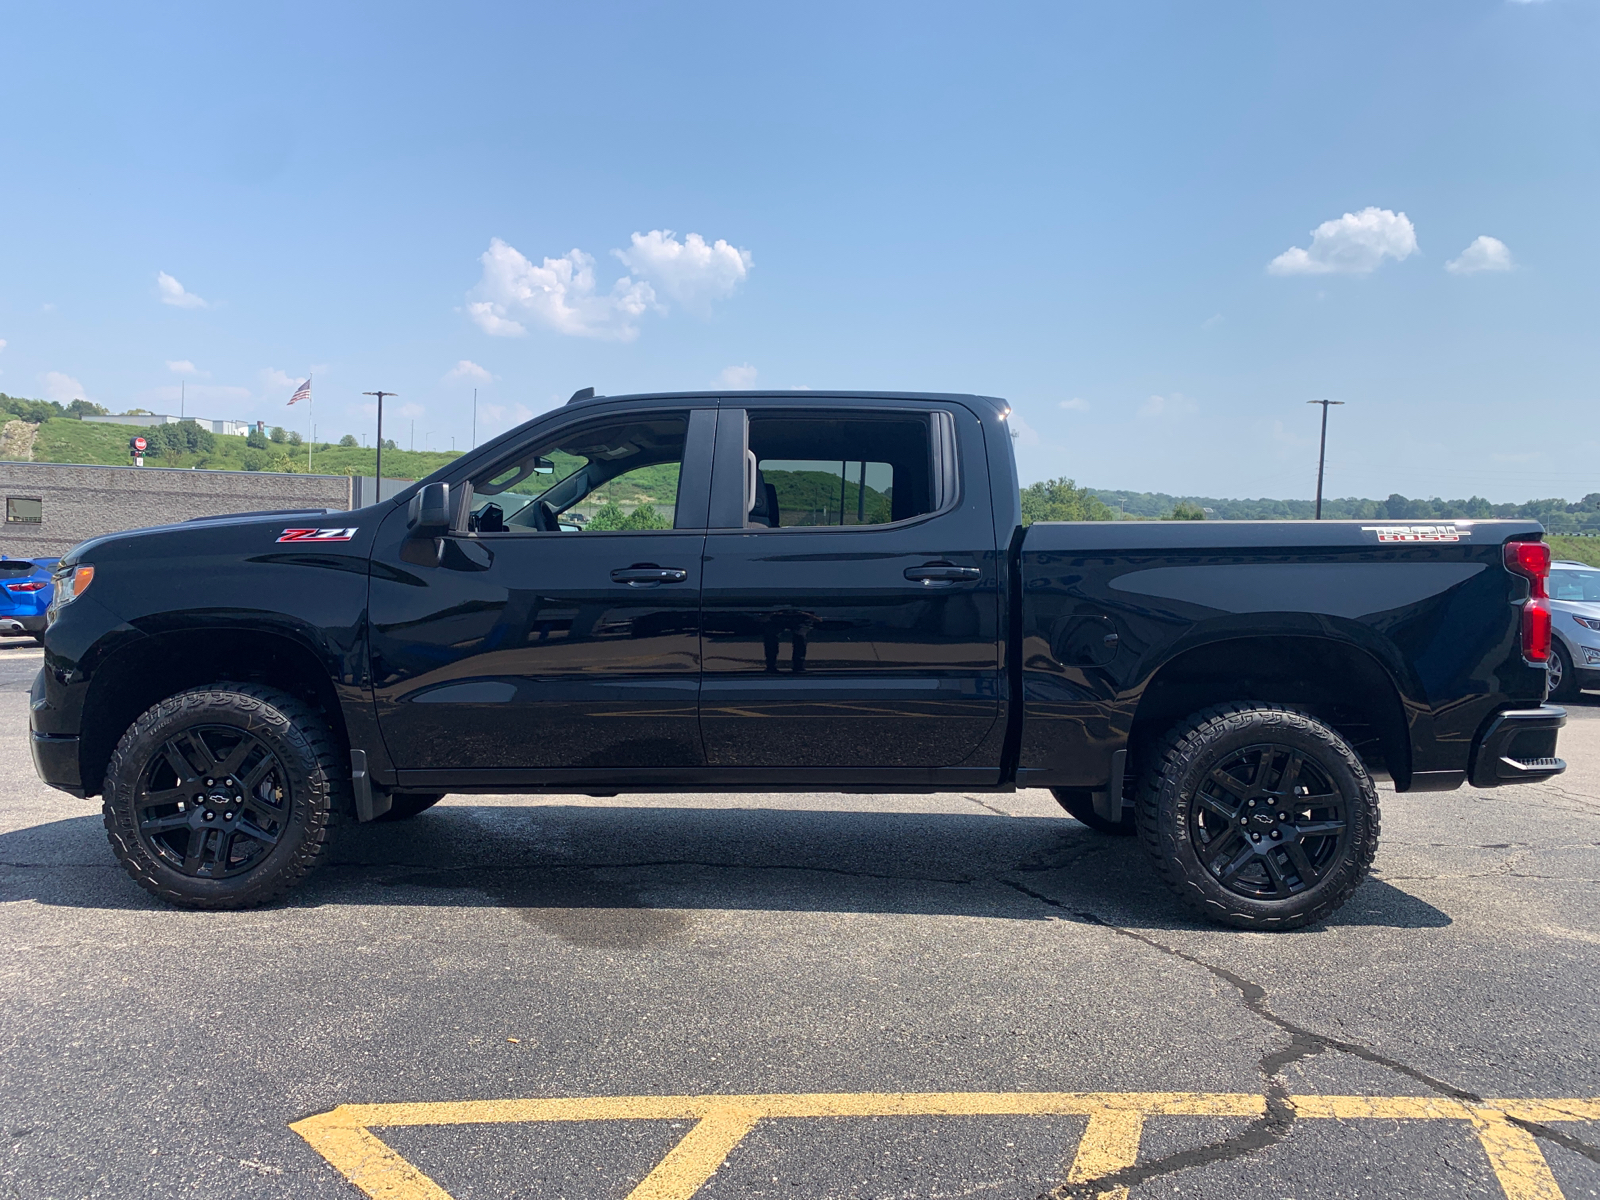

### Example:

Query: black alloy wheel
xmin=132 ymin=726 xmax=290 ymax=879
xmin=1187 ymin=744 xmax=1347 ymax=901
xmin=103 ymin=684 xmax=345 ymax=909
xmin=1137 ymin=704 xmax=1379 ymax=929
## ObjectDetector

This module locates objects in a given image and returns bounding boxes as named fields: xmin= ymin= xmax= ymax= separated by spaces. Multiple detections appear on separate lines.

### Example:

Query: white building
xmin=79 ymin=414 xmax=258 ymax=438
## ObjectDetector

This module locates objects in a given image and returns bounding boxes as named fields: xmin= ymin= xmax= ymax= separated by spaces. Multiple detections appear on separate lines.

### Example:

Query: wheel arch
xmin=80 ymin=625 xmax=349 ymax=797
xmin=1128 ymin=634 xmax=1412 ymax=789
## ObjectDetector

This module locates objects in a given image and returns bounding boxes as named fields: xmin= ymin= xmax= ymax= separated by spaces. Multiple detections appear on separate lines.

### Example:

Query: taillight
xmin=5 ymin=580 xmax=46 ymax=593
xmin=1504 ymin=539 xmax=1552 ymax=662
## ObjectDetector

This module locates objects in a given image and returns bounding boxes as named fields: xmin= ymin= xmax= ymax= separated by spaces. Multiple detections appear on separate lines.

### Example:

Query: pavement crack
xmin=964 ymin=795 xmax=1014 ymax=818
xmin=1505 ymin=1116 xmax=1600 ymax=1166
xmin=1002 ymin=880 xmax=1519 ymax=1198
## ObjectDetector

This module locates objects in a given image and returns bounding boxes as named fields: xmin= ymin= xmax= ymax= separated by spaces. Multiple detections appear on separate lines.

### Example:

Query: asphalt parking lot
xmin=2 ymin=637 xmax=1598 ymax=1200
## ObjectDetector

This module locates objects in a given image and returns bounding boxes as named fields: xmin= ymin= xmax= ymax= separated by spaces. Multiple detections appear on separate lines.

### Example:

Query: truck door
xmin=368 ymin=406 xmax=712 ymax=773
xmin=699 ymin=403 xmax=1001 ymax=769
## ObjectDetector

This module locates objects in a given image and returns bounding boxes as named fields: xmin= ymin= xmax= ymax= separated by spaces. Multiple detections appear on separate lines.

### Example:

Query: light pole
xmin=1306 ymin=399 xmax=1345 ymax=519
xmin=363 ymin=391 xmax=397 ymax=504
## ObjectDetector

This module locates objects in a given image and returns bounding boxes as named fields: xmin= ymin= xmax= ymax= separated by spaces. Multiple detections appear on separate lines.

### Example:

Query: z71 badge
xmin=276 ymin=527 xmax=358 ymax=543
xmin=1361 ymin=524 xmax=1466 ymax=543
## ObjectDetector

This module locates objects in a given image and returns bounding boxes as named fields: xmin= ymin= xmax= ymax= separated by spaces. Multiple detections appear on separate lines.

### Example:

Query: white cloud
xmin=398 ymin=403 xmax=425 ymax=420
xmin=467 ymin=239 xmax=656 ymax=341
xmin=1201 ymin=313 xmax=1224 ymax=330
xmin=615 ymin=230 xmax=752 ymax=311
xmin=0 ymin=339 xmax=7 ymax=353
xmin=1446 ymin=235 xmax=1514 ymax=275
xmin=718 ymin=364 xmax=758 ymax=389
xmin=260 ymin=367 xmax=299 ymax=392
xmin=1139 ymin=393 xmax=1198 ymax=420
xmin=1058 ymin=397 xmax=1091 ymax=412
xmin=157 ymin=271 xmax=208 ymax=309
xmin=1268 ymin=207 xmax=1418 ymax=276
xmin=42 ymin=371 xmax=89 ymax=403
xmin=166 ymin=359 xmax=200 ymax=375
xmin=1007 ymin=412 xmax=1043 ymax=446
xmin=445 ymin=359 xmax=494 ymax=383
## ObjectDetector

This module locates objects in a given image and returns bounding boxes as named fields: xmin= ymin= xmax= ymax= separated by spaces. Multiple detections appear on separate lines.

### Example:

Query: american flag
xmin=287 ymin=378 xmax=312 ymax=405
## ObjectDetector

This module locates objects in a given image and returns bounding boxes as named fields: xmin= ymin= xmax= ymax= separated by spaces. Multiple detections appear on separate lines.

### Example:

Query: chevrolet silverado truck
xmin=29 ymin=390 xmax=1566 ymax=928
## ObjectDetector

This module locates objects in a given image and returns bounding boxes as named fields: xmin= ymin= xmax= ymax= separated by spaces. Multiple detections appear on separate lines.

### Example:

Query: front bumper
xmin=31 ymin=732 xmax=83 ymax=795
xmin=1469 ymin=705 xmax=1566 ymax=788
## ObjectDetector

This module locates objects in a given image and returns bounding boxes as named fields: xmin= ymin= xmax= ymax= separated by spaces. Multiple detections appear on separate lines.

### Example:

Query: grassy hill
xmin=28 ymin=417 xmax=459 ymax=480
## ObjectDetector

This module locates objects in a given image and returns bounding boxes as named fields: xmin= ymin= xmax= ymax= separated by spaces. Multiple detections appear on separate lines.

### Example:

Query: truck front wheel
xmin=1136 ymin=704 xmax=1379 ymax=930
xmin=101 ymin=685 xmax=346 ymax=909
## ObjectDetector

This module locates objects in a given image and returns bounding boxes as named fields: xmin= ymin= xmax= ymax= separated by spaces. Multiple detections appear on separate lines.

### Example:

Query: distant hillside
xmin=1093 ymin=488 xmax=1600 ymax=534
xmin=22 ymin=416 xmax=459 ymax=480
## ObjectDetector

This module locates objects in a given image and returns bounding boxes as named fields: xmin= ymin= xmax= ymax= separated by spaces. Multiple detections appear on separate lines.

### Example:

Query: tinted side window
xmin=746 ymin=414 xmax=939 ymax=528
xmin=1550 ymin=569 xmax=1600 ymax=603
xmin=467 ymin=414 xmax=688 ymax=533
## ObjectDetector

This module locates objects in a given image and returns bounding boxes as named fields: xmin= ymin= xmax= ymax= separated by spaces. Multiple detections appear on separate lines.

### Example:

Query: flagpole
xmin=307 ymin=374 xmax=313 ymax=473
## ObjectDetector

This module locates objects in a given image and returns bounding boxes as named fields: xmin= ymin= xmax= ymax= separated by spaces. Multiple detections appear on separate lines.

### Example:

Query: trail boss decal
xmin=276 ymin=527 xmax=359 ymax=543
xmin=1361 ymin=524 xmax=1467 ymax=543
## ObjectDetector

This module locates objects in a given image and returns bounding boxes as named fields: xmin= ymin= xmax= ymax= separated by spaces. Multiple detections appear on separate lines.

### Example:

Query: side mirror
xmin=407 ymin=482 xmax=451 ymax=536
xmin=533 ymin=456 xmax=555 ymax=474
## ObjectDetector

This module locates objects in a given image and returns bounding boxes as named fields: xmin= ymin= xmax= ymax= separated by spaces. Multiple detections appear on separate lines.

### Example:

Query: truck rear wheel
xmin=377 ymin=793 xmax=444 ymax=821
xmin=1050 ymin=788 xmax=1134 ymax=835
xmin=1136 ymin=704 xmax=1379 ymax=930
xmin=101 ymin=684 xmax=345 ymax=910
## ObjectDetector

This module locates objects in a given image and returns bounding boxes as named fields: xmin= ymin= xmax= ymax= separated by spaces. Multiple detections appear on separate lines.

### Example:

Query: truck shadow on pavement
xmin=0 ymin=803 xmax=1451 ymax=937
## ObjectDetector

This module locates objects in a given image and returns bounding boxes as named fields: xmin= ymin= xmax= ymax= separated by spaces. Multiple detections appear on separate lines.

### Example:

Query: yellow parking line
xmin=289 ymin=1091 xmax=1600 ymax=1200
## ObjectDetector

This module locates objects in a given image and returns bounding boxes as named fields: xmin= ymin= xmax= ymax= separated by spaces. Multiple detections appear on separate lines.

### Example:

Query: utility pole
xmin=1306 ymin=399 xmax=1345 ymax=519
xmin=363 ymin=391 xmax=396 ymax=504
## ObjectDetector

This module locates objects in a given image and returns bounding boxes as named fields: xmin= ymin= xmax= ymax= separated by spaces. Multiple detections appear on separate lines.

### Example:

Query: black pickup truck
xmin=30 ymin=390 xmax=1566 ymax=928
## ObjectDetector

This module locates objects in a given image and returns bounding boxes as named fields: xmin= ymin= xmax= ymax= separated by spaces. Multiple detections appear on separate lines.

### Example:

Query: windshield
xmin=1549 ymin=569 xmax=1600 ymax=603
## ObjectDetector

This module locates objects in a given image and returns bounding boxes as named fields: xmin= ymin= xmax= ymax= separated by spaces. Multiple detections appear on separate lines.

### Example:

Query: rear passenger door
xmin=698 ymin=403 xmax=1003 ymax=771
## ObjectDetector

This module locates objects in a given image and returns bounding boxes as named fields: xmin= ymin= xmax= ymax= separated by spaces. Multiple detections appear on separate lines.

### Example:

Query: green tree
xmin=287 ymin=430 xmax=303 ymax=446
xmin=1019 ymin=477 xmax=1114 ymax=525
xmin=269 ymin=426 xmax=287 ymax=443
xmin=65 ymin=399 xmax=108 ymax=417
xmin=585 ymin=501 xmax=629 ymax=530
xmin=246 ymin=426 xmax=269 ymax=449
xmin=339 ymin=434 xmax=358 ymax=448
xmin=1168 ymin=500 xmax=1206 ymax=520
xmin=619 ymin=503 xmax=671 ymax=530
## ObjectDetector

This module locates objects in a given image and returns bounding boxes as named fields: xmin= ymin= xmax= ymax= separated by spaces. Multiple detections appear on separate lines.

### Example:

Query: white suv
xmin=1548 ymin=558 xmax=1600 ymax=700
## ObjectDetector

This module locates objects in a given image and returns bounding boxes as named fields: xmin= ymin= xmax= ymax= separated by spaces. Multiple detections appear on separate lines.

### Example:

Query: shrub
xmin=246 ymin=427 xmax=269 ymax=449
xmin=1020 ymin=478 xmax=1114 ymax=525
xmin=339 ymin=434 xmax=358 ymax=448
xmin=269 ymin=426 xmax=287 ymax=443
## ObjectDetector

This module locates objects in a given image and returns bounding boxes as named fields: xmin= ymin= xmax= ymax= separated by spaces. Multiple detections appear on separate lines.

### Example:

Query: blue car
xmin=0 ymin=556 xmax=57 ymax=643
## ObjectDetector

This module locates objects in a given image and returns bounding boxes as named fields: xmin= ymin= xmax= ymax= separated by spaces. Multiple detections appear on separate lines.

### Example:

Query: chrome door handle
xmin=904 ymin=562 xmax=981 ymax=584
xmin=611 ymin=565 xmax=689 ymax=586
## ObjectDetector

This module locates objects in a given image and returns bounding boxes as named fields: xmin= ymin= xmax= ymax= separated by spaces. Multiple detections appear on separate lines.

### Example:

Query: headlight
xmin=52 ymin=564 xmax=94 ymax=606
xmin=1573 ymin=615 xmax=1600 ymax=631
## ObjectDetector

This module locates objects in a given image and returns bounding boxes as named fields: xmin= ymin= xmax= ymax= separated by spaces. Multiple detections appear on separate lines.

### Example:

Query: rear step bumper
xmin=1469 ymin=705 xmax=1567 ymax=788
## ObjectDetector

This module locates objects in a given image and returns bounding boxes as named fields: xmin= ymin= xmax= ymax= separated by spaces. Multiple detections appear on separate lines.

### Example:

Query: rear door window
xmin=744 ymin=412 xmax=953 ymax=529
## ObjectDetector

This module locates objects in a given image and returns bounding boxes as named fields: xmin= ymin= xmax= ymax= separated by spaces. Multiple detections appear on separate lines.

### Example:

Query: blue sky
xmin=0 ymin=1 xmax=1595 ymax=501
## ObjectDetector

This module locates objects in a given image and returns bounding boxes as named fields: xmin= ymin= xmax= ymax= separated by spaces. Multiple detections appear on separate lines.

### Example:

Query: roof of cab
xmin=564 ymin=389 xmax=1011 ymax=417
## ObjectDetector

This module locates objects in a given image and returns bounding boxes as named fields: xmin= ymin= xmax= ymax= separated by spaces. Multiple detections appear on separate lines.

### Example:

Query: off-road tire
xmin=1548 ymin=641 xmax=1579 ymax=702
xmin=377 ymin=793 xmax=445 ymax=821
xmin=1136 ymin=703 xmax=1379 ymax=930
xmin=1051 ymin=787 xmax=1135 ymax=835
xmin=103 ymin=684 xmax=346 ymax=909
